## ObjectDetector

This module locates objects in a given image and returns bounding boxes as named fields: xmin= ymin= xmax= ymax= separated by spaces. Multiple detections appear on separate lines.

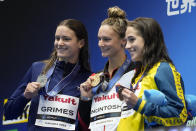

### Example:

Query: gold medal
xmin=91 ymin=73 xmax=102 ymax=87
xmin=36 ymin=74 xmax=47 ymax=88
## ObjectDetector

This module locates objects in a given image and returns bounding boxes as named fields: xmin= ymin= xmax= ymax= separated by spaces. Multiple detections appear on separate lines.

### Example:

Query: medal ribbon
xmin=92 ymin=57 xmax=131 ymax=95
xmin=44 ymin=61 xmax=80 ymax=96
xmin=130 ymin=67 xmax=146 ymax=91
xmin=123 ymin=70 xmax=146 ymax=110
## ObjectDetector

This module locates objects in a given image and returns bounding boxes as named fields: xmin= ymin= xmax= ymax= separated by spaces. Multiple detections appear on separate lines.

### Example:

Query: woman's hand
xmin=80 ymin=77 xmax=94 ymax=99
xmin=24 ymin=82 xmax=41 ymax=99
xmin=121 ymin=88 xmax=139 ymax=108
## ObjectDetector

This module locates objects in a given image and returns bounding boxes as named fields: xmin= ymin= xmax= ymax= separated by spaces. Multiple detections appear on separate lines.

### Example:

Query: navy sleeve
xmin=4 ymin=65 xmax=33 ymax=120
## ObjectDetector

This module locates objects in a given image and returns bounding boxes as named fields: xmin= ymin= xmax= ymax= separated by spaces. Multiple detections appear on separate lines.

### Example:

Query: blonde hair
xmin=101 ymin=6 xmax=127 ymax=38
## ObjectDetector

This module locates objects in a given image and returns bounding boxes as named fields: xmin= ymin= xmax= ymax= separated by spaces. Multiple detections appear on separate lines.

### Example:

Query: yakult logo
xmin=43 ymin=95 xmax=77 ymax=105
xmin=94 ymin=93 xmax=119 ymax=103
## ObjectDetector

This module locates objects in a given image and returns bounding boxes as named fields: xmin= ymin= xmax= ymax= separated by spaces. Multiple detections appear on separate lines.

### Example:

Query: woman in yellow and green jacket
xmin=118 ymin=17 xmax=188 ymax=131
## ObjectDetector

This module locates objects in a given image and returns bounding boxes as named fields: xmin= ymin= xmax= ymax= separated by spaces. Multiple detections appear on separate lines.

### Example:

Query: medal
xmin=117 ymin=85 xmax=124 ymax=101
xmin=91 ymin=73 xmax=103 ymax=87
xmin=36 ymin=74 xmax=47 ymax=87
xmin=101 ymin=80 xmax=108 ymax=91
xmin=117 ymin=84 xmax=135 ymax=101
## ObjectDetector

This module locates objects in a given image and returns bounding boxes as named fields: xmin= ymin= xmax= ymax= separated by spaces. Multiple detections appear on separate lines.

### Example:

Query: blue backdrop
xmin=0 ymin=0 xmax=195 ymax=130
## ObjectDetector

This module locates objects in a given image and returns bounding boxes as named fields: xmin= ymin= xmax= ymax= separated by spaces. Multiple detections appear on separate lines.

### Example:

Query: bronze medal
xmin=117 ymin=85 xmax=125 ymax=101
xmin=117 ymin=85 xmax=135 ymax=101
xmin=36 ymin=74 xmax=47 ymax=87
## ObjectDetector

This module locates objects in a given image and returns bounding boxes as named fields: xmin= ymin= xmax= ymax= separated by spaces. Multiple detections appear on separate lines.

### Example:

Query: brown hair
xmin=127 ymin=17 xmax=173 ymax=83
xmin=42 ymin=19 xmax=91 ymax=74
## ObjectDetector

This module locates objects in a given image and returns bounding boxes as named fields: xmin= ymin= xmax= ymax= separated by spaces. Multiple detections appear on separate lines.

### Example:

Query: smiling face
xmin=54 ymin=25 xmax=84 ymax=63
xmin=98 ymin=25 xmax=125 ymax=58
xmin=125 ymin=26 xmax=144 ymax=62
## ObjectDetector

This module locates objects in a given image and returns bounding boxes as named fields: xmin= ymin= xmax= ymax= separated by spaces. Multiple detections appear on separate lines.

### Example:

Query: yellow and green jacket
xmin=117 ymin=61 xmax=188 ymax=131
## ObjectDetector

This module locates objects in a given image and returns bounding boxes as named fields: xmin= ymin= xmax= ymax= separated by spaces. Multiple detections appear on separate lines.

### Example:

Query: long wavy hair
xmin=127 ymin=17 xmax=173 ymax=83
xmin=42 ymin=19 xmax=91 ymax=74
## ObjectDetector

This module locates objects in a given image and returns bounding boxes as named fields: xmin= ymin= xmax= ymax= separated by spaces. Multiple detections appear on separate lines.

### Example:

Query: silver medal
xmin=101 ymin=80 xmax=108 ymax=91
xmin=36 ymin=74 xmax=47 ymax=87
